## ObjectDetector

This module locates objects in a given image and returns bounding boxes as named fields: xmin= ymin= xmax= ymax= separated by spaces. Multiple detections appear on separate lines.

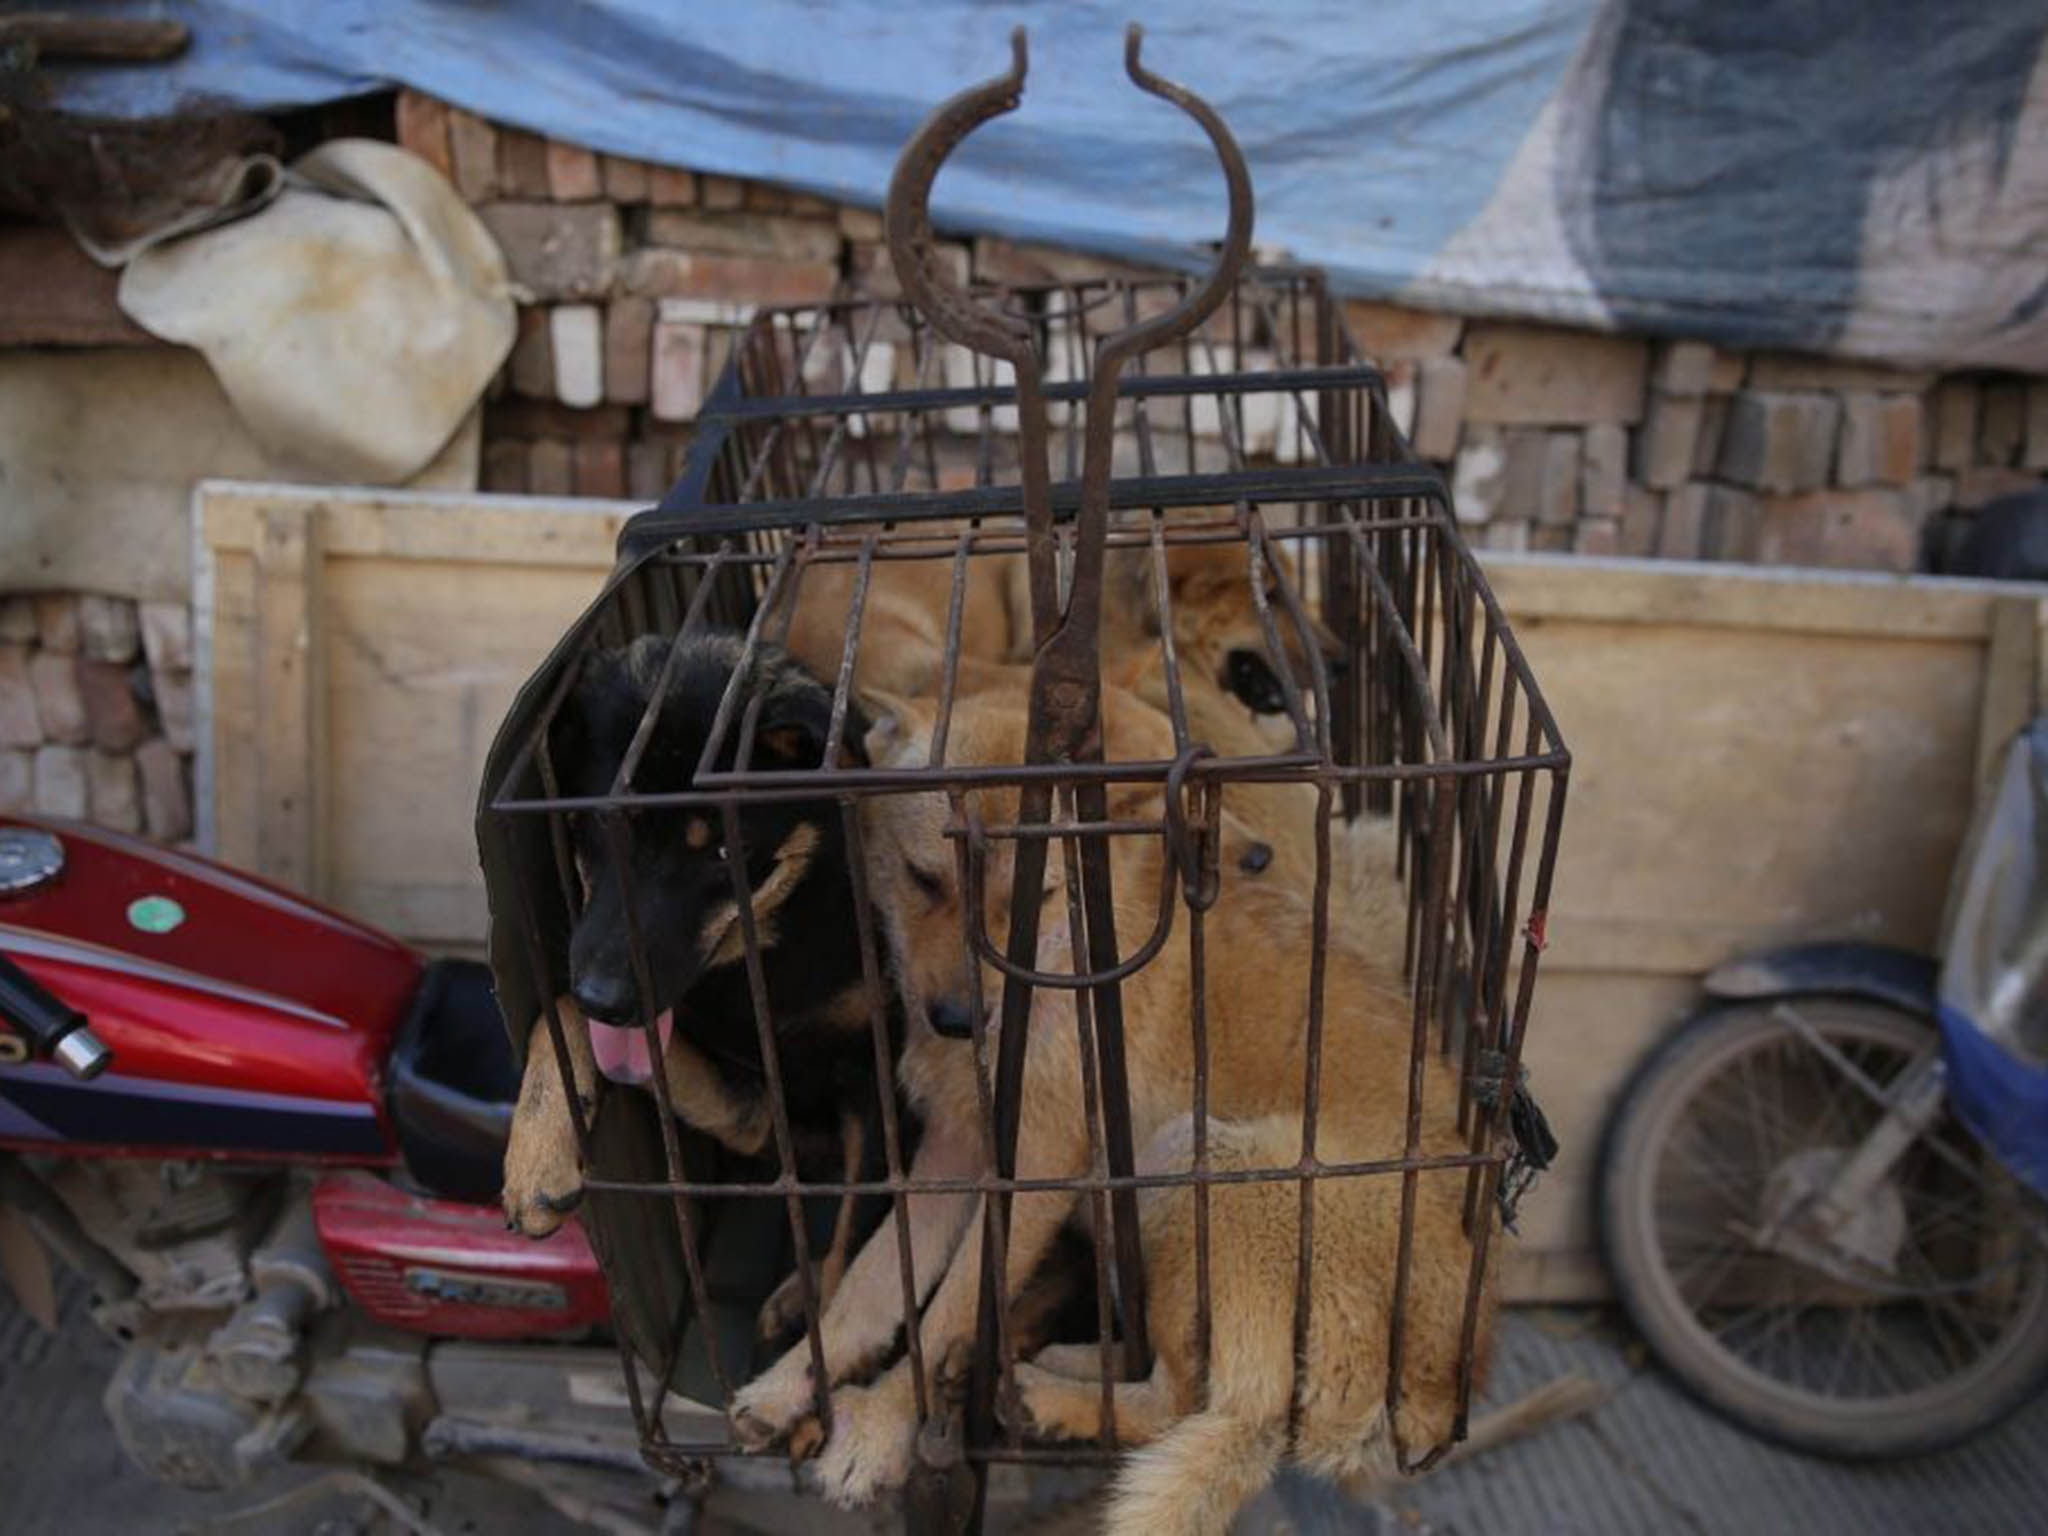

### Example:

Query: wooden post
xmin=253 ymin=505 xmax=328 ymax=896
xmin=1976 ymin=595 xmax=2039 ymax=787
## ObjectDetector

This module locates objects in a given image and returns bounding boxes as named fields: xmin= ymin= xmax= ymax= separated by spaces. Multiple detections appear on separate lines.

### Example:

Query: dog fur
xmin=501 ymin=632 xmax=899 ymax=1340
xmin=726 ymin=685 xmax=1492 ymax=1525
xmin=780 ymin=522 xmax=1357 ymax=894
xmin=1102 ymin=532 xmax=1341 ymax=749
xmin=780 ymin=528 xmax=1030 ymax=698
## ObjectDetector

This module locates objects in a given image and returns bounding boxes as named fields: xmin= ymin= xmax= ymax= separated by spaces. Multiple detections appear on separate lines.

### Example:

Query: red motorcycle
xmin=0 ymin=815 xmax=679 ymax=1526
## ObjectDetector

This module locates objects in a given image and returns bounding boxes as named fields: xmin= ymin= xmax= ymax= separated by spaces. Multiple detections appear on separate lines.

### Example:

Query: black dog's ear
xmin=754 ymin=686 xmax=874 ymax=769
xmin=549 ymin=647 xmax=630 ymax=785
xmin=755 ymin=688 xmax=830 ymax=767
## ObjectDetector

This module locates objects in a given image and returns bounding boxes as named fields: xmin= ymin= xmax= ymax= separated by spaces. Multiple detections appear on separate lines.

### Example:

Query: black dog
xmin=550 ymin=630 xmax=906 ymax=1340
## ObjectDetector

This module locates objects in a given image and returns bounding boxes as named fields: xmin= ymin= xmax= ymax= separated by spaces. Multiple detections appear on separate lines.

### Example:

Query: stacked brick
xmin=399 ymin=93 xmax=852 ymax=501
xmin=1421 ymin=324 xmax=2047 ymax=571
xmin=399 ymin=92 xmax=2047 ymax=572
xmin=395 ymin=94 xmax=1170 ymax=505
xmin=0 ymin=594 xmax=195 ymax=844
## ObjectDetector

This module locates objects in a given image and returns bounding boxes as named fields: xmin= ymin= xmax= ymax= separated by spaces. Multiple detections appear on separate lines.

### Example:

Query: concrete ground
xmin=5 ymin=1282 xmax=2044 ymax=1536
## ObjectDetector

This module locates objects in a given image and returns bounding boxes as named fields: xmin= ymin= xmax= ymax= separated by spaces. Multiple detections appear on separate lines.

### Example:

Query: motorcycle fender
xmin=1702 ymin=941 xmax=1939 ymax=1020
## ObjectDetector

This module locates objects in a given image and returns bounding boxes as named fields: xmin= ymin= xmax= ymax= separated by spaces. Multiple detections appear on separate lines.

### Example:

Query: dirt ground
xmin=5 ymin=1283 xmax=2044 ymax=1536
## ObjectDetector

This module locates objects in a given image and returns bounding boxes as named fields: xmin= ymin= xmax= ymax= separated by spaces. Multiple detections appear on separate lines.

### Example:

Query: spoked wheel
xmin=1599 ymin=996 xmax=2048 ymax=1458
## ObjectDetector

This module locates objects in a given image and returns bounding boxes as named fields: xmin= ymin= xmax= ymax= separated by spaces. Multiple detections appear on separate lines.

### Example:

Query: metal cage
xmin=478 ymin=27 xmax=1568 ymax=1531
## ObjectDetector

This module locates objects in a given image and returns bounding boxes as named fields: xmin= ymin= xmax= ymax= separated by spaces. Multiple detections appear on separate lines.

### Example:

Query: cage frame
xmin=478 ymin=26 xmax=1570 ymax=1534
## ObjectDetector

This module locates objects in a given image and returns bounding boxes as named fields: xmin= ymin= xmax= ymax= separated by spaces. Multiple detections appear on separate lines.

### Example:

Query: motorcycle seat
xmin=386 ymin=958 xmax=519 ymax=1203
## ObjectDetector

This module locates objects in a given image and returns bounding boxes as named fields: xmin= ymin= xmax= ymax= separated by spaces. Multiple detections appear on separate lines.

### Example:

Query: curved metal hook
xmin=1099 ymin=23 xmax=1255 ymax=369
xmin=883 ymin=24 xmax=1255 ymax=372
xmin=884 ymin=28 xmax=1035 ymax=366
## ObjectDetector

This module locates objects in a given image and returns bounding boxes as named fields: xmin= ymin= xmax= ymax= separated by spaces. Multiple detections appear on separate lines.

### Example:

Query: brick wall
xmin=399 ymin=93 xmax=2046 ymax=575
xmin=3 ymin=97 xmax=2042 ymax=836
xmin=0 ymin=594 xmax=194 ymax=839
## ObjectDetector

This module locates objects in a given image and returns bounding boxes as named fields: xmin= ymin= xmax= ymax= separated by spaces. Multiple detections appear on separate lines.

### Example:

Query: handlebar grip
xmin=0 ymin=949 xmax=111 ymax=1079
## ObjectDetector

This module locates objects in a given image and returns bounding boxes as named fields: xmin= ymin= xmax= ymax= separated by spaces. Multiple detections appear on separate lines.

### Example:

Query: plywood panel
xmin=196 ymin=509 xmax=2044 ymax=1298
xmin=199 ymin=482 xmax=631 ymax=952
xmin=1477 ymin=556 xmax=2047 ymax=1296
xmin=1519 ymin=614 xmax=1982 ymax=971
xmin=1506 ymin=970 xmax=1701 ymax=1297
xmin=322 ymin=553 xmax=623 ymax=946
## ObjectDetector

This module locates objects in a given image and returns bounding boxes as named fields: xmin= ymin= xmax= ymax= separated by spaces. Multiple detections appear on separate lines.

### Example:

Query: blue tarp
xmin=46 ymin=2 xmax=2048 ymax=368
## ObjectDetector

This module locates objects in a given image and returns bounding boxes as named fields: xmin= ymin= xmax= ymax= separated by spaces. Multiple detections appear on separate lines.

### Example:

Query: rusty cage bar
xmin=478 ymin=25 xmax=1568 ymax=1532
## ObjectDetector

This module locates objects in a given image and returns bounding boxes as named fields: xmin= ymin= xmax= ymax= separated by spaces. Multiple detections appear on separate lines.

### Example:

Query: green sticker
xmin=127 ymin=895 xmax=185 ymax=935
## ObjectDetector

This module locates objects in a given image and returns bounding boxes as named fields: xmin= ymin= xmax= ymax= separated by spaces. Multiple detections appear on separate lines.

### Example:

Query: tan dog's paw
xmin=786 ymin=1415 xmax=826 ymax=1462
xmin=500 ymin=1111 xmax=584 ymax=1237
xmin=1007 ymin=1362 xmax=1073 ymax=1442
xmin=814 ymin=1369 xmax=918 ymax=1509
xmin=933 ymin=1338 xmax=975 ymax=1394
xmin=729 ymin=1355 xmax=819 ymax=1451
xmin=755 ymin=1266 xmax=817 ymax=1343
xmin=503 ymin=1010 xmax=594 ymax=1239
xmin=501 ymin=1174 xmax=583 ymax=1238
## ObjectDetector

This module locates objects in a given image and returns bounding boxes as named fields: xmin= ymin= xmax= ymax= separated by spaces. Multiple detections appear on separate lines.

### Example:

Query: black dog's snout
xmin=929 ymin=998 xmax=978 ymax=1039
xmin=571 ymin=968 xmax=636 ymax=1025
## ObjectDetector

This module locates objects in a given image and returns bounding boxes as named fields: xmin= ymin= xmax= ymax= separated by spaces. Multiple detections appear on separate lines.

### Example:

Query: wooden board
xmin=198 ymin=501 xmax=2048 ymax=1297
xmin=198 ymin=482 xmax=631 ymax=952
xmin=1488 ymin=555 xmax=2048 ymax=1297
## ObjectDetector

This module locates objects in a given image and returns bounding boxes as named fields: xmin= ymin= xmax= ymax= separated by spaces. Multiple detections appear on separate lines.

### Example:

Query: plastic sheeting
xmin=47 ymin=1 xmax=2048 ymax=368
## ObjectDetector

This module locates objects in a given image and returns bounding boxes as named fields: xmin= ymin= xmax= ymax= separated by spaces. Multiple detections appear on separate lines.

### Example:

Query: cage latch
xmin=1471 ymin=1048 xmax=1558 ymax=1230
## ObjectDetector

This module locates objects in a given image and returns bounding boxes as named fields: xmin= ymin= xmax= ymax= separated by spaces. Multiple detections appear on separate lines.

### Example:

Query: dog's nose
xmin=929 ymin=998 xmax=978 ymax=1039
xmin=572 ymin=969 xmax=636 ymax=1025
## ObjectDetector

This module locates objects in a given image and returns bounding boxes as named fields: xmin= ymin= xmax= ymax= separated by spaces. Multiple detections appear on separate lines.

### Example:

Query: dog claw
xmin=934 ymin=1339 xmax=975 ymax=1394
xmin=996 ymin=1376 xmax=1034 ymax=1440
xmin=755 ymin=1274 xmax=806 ymax=1344
xmin=786 ymin=1416 xmax=826 ymax=1462
xmin=729 ymin=1407 xmax=780 ymax=1454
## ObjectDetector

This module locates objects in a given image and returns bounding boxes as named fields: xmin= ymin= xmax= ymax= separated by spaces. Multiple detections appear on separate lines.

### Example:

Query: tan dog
xmin=1101 ymin=532 xmax=1341 ymax=754
xmin=727 ymin=687 xmax=1494 ymax=1525
xmin=781 ymin=528 xmax=1030 ymax=697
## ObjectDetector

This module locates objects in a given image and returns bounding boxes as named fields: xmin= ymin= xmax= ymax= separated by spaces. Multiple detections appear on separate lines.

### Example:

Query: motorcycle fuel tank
xmin=0 ymin=818 xmax=421 ymax=1160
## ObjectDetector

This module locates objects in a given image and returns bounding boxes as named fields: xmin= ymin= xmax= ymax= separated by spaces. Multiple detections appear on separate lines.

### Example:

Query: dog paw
xmin=1006 ymin=1363 xmax=1066 ymax=1441
xmin=500 ymin=1163 xmax=583 ymax=1238
xmin=933 ymin=1338 xmax=975 ymax=1394
xmin=729 ymin=1356 xmax=818 ymax=1451
xmin=502 ymin=1036 xmax=588 ymax=1239
xmin=755 ymin=1266 xmax=816 ymax=1345
xmin=786 ymin=1415 xmax=826 ymax=1462
xmin=815 ymin=1373 xmax=918 ymax=1509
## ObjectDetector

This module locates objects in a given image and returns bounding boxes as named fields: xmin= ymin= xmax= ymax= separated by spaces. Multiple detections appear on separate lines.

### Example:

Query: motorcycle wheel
xmin=1598 ymin=996 xmax=2048 ymax=1459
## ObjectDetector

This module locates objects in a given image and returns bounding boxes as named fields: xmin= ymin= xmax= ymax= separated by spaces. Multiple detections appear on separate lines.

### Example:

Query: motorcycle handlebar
xmin=0 ymin=949 xmax=112 ymax=1080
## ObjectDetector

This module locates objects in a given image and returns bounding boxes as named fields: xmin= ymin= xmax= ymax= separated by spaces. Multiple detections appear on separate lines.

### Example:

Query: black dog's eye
xmin=905 ymin=860 xmax=946 ymax=901
xmin=1226 ymin=649 xmax=1288 ymax=714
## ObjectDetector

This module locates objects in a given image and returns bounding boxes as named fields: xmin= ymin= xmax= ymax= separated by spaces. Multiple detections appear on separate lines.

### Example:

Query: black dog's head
xmin=552 ymin=633 xmax=867 ymax=1028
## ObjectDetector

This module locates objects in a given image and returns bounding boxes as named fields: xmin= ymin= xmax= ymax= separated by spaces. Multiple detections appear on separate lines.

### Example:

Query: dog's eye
xmin=1225 ymin=648 xmax=1288 ymax=715
xmin=904 ymin=860 xmax=945 ymax=901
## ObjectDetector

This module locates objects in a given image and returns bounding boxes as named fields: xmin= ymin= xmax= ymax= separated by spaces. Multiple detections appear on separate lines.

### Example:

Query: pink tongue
xmin=588 ymin=1010 xmax=674 ymax=1086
